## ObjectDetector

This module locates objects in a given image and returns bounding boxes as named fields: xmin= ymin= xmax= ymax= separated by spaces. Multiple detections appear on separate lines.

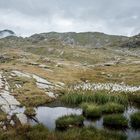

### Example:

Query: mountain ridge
xmin=0 ymin=30 xmax=140 ymax=49
xmin=0 ymin=29 xmax=16 ymax=39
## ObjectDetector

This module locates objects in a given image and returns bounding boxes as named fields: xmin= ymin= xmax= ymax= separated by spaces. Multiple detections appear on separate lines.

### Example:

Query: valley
xmin=0 ymin=31 xmax=140 ymax=140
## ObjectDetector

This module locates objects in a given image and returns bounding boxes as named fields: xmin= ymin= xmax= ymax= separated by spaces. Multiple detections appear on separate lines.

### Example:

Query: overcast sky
xmin=0 ymin=0 xmax=140 ymax=36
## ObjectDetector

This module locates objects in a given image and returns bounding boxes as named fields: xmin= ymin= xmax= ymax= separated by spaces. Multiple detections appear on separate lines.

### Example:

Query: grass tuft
xmin=102 ymin=102 xmax=125 ymax=114
xmin=103 ymin=114 xmax=128 ymax=129
xmin=81 ymin=103 xmax=102 ymax=118
xmin=55 ymin=114 xmax=84 ymax=130
xmin=130 ymin=112 xmax=140 ymax=129
xmin=24 ymin=107 xmax=36 ymax=117
xmin=61 ymin=91 xmax=128 ymax=105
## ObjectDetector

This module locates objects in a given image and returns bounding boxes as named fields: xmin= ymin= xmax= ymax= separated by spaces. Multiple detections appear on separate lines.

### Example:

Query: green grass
xmin=55 ymin=114 xmax=84 ymax=130
xmin=81 ymin=103 xmax=102 ymax=118
xmin=130 ymin=112 xmax=140 ymax=129
xmin=56 ymin=127 xmax=127 ymax=140
xmin=128 ymin=92 xmax=140 ymax=106
xmin=0 ymin=124 xmax=127 ymax=140
xmin=102 ymin=102 xmax=125 ymax=114
xmin=61 ymin=91 xmax=128 ymax=105
xmin=103 ymin=114 xmax=128 ymax=129
xmin=24 ymin=107 xmax=36 ymax=117
xmin=80 ymin=102 xmax=125 ymax=118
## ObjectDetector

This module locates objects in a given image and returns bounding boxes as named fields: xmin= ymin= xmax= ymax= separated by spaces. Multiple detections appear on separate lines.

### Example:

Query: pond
xmin=28 ymin=105 xmax=140 ymax=140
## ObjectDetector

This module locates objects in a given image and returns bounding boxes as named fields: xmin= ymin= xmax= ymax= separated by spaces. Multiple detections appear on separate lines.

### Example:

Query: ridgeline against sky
xmin=0 ymin=0 xmax=140 ymax=36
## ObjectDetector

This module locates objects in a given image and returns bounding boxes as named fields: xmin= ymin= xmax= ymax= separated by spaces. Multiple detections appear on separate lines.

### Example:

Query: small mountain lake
xmin=21 ymin=105 xmax=140 ymax=140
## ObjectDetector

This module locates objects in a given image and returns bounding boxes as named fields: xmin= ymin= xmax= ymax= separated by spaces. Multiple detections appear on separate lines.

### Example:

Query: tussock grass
xmin=128 ymin=92 xmax=140 ymax=106
xmin=103 ymin=114 xmax=128 ymax=129
xmin=61 ymin=91 xmax=128 ymax=105
xmin=130 ymin=112 xmax=140 ymax=129
xmin=102 ymin=102 xmax=125 ymax=114
xmin=24 ymin=107 xmax=36 ymax=117
xmin=55 ymin=114 xmax=84 ymax=130
xmin=81 ymin=103 xmax=102 ymax=118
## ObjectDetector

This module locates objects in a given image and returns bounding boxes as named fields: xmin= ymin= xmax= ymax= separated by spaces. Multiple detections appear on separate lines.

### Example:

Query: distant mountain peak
xmin=0 ymin=29 xmax=16 ymax=39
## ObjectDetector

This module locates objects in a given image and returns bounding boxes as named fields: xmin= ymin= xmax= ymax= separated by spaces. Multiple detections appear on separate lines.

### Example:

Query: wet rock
xmin=3 ymin=126 xmax=7 ymax=131
xmin=10 ymin=120 xmax=15 ymax=126
xmin=12 ymin=71 xmax=31 ymax=78
xmin=0 ymin=96 xmax=9 ymax=105
xmin=28 ymin=62 xmax=39 ymax=66
xmin=32 ymin=74 xmax=51 ymax=85
xmin=57 ymin=82 xmax=65 ymax=87
xmin=45 ymin=92 xmax=56 ymax=98
xmin=0 ymin=122 xmax=3 ymax=126
xmin=0 ymin=55 xmax=11 ymax=63
xmin=7 ymin=115 xmax=11 ymax=120
xmin=1 ymin=105 xmax=10 ymax=114
xmin=16 ymin=113 xmax=28 ymax=125
xmin=0 ymin=91 xmax=20 ymax=106
xmin=103 ymin=62 xmax=116 ymax=66
xmin=39 ymin=64 xmax=50 ymax=69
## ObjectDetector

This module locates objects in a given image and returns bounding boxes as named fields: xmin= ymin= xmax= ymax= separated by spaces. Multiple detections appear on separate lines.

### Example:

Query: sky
xmin=0 ymin=0 xmax=140 ymax=36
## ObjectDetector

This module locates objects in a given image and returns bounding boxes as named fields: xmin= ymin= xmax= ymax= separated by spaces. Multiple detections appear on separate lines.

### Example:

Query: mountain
xmin=29 ymin=32 xmax=129 ymax=48
xmin=1 ymin=31 xmax=140 ymax=50
xmin=0 ymin=29 xmax=16 ymax=39
xmin=119 ymin=34 xmax=140 ymax=48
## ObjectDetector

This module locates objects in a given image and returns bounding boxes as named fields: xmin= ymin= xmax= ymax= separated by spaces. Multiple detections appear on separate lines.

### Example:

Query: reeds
xmin=61 ymin=91 xmax=128 ymax=105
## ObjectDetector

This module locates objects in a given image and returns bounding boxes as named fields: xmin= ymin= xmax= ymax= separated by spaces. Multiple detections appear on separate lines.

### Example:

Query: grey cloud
xmin=0 ymin=0 xmax=140 ymax=36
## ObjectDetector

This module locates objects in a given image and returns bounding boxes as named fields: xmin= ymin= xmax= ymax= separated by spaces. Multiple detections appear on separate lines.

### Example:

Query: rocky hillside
xmin=0 ymin=29 xmax=16 ymax=39
xmin=29 ymin=32 xmax=128 ymax=48
xmin=119 ymin=34 xmax=140 ymax=48
xmin=0 ymin=30 xmax=140 ymax=50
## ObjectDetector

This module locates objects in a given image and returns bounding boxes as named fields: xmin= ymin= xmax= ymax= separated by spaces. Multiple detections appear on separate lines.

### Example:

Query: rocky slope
xmin=29 ymin=32 xmax=128 ymax=48
xmin=119 ymin=34 xmax=140 ymax=48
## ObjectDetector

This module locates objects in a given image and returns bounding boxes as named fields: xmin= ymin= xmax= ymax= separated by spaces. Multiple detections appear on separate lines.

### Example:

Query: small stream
xmin=24 ymin=105 xmax=140 ymax=140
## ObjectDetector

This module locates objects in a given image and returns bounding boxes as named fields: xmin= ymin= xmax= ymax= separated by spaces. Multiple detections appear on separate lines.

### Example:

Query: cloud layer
xmin=0 ymin=0 xmax=140 ymax=36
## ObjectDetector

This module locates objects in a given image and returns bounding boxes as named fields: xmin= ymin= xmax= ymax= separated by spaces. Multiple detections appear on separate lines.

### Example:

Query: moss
xmin=130 ymin=112 xmax=140 ymax=129
xmin=55 ymin=115 xmax=84 ymax=130
xmin=103 ymin=114 xmax=128 ymax=129
xmin=102 ymin=102 xmax=125 ymax=114
xmin=81 ymin=103 xmax=102 ymax=118
xmin=24 ymin=108 xmax=36 ymax=117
